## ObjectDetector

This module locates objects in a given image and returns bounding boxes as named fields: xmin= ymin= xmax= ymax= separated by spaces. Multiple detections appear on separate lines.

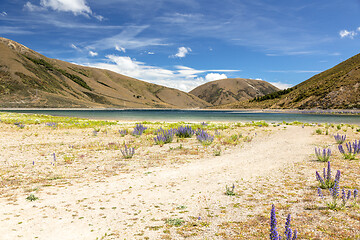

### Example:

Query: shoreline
xmin=1 ymin=107 xmax=359 ymax=115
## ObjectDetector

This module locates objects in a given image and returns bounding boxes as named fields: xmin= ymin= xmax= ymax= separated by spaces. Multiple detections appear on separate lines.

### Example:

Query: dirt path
xmin=0 ymin=126 xmax=315 ymax=239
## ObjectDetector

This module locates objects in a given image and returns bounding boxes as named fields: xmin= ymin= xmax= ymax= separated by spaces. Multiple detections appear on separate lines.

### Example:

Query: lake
xmin=1 ymin=109 xmax=359 ymax=124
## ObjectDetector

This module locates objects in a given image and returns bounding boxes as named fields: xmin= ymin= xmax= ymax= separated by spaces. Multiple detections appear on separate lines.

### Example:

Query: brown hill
xmin=220 ymin=53 xmax=360 ymax=109
xmin=189 ymin=78 xmax=279 ymax=106
xmin=0 ymin=37 xmax=210 ymax=108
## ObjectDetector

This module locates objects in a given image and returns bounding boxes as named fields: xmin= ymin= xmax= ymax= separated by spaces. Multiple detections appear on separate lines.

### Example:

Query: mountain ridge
xmin=218 ymin=53 xmax=360 ymax=109
xmin=0 ymin=37 xmax=211 ymax=109
xmin=189 ymin=78 xmax=279 ymax=106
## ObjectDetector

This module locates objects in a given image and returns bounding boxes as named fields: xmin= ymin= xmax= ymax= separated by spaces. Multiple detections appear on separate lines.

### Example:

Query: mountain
xmin=220 ymin=53 xmax=360 ymax=109
xmin=0 ymin=37 xmax=210 ymax=109
xmin=189 ymin=78 xmax=279 ymax=106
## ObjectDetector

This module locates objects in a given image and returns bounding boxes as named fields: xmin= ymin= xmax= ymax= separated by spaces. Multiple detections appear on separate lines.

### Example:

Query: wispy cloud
xmin=88 ymin=26 xmax=168 ymax=51
xmin=0 ymin=26 xmax=33 ymax=35
xmin=81 ymin=55 xmax=239 ymax=91
xmin=267 ymin=70 xmax=321 ymax=73
xmin=171 ymin=47 xmax=192 ymax=58
xmin=0 ymin=11 xmax=8 ymax=17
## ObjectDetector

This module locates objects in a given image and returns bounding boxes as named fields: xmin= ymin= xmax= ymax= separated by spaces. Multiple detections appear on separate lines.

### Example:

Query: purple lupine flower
xmin=284 ymin=214 xmax=291 ymax=236
xmin=338 ymin=144 xmax=345 ymax=154
xmin=270 ymin=205 xmax=279 ymax=240
xmin=121 ymin=144 xmax=135 ymax=159
xmin=118 ymin=129 xmax=127 ymax=136
xmin=315 ymin=147 xmax=331 ymax=161
xmin=132 ymin=124 xmax=147 ymax=136
xmin=354 ymin=189 xmax=358 ymax=200
xmin=176 ymin=125 xmax=195 ymax=138
xmin=286 ymin=229 xmax=293 ymax=240
xmin=32 ymin=161 xmax=35 ymax=165
xmin=196 ymin=129 xmax=214 ymax=145
xmin=316 ymin=171 xmax=325 ymax=186
xmin=334 ymin=133 xmax=346 ymax=144
xmin=347 ymin=190 xmax=351 ymax=200
xmin=326 ymin=161 xmax=331 ymax=181
xmin=317 ymin=188 xmax=324 ymax=199
xmin=332 ymin=180 xmax=340 ymax=199
xmin=53 ymin=153 xmax=56 ymax=162
xmin=292 ymin=230 xmax=297 ymax=240
xmin=335 ymin=170 xmax=341 ymax=183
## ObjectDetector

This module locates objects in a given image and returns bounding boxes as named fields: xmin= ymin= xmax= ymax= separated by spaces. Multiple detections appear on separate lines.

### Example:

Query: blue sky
xmin=1 ymin=0 xmax=360 ymax=92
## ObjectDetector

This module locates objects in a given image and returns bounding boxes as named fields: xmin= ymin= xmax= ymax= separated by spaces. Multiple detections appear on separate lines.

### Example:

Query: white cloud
xmin=339 ymin=29 xmax=357 ymax=39
xmin=24 ymin=0 xmax=103 ymax=19
xmin=171 ymin=47 xmax=192 ymax=58
xmin=204 ymin=73 xmax=227 ymax=81
xmin=0 ymin=11 xmax=7 ymax=16
xmin=89 ymin=50 xmax=98 ymax=56
xmin=147 ymin=51 xmax=155 ymax=55
xmin=268 ymin=81 xmax=293 ymax=90
xmin=40 ymin=0 xmax=91 ymax=15
xmin=115 ymin=45 xmax=126 ymax=52
xmin=83 ymin=55 xmax=239 ymax=92
xmin=24 ymin=2 xmax=45 ymax=12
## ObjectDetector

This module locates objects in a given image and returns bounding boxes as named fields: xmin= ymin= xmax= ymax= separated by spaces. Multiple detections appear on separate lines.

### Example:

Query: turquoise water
xmin=1 ymin=109 xmax=359 ymax=124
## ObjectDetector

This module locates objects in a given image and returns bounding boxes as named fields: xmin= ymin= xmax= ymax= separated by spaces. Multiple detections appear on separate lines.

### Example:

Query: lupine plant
xmin=154 ymin=128 xmax=175 ymax=146
xmin=121 ymin=144 xmax=135 ymax=159
xmin=45 ymin=122 xmax=58 ymax=128
xmin=315 ymin=161 xmax=340 ymax=189
xmin=132 ymin=124 xmax=147 ymax=136
xmin=14 ymin=122 xmax=25 ymax=129
xmin=334 ymin=133 xmax=346 ymax=144
xmin=317 ymin=181 xmax=358 ymax=210
xmin=338 ymin=140 xmax=360 ymax=160
xmin=118 ymin=129 xmax=127 ymax=137
xmin=270 ymin=205 xmax=297 ymax=240
xmin=196 ymin=129 xmax=214 ymax=146
xmin=315 ymin=147 xmax=331 ymax=162
xmin=175 ymin=125 xmax=195 ymax=138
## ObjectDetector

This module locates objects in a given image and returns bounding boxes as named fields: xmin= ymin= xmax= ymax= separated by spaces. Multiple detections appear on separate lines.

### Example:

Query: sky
xmin=1 ymin=0 xmax=360 ymax=92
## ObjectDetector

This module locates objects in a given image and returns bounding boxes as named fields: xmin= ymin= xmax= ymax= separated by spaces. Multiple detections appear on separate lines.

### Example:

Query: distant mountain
xmin=0 ymin=37 xmax=210 ymax=108
xmin=189 ymin=78 xmax=279 ymax=106
xmin=220 ymin=53 xmax=360 ymax=109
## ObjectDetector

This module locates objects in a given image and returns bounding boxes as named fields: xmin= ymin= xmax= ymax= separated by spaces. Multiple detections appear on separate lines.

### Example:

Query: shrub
xmin=314 ymin=147 xmax=331 ymax=162
xmin=26 ymin=194 xmax=38 ymax=201
xmin=118 ymin=129 xmax=127 ymax=136
xmin=121 ymin=144 xmax=135 ymax=159
xmin=225 ymin=184 xmax=236 ymax=196
xmin=196 ymin=129 xmax=214 ymax=146
xmin=317 ymin=182 xmax=358 ymax=210
xmin=132 ymin=124 xmax=147 ymax=136
xmin=154 ymin=128 xmax=175 ymax=146
xmin=338 ymin=140 xmax=360 ymax=160
xmin=334 ymin=133 xmax=346 ymax=144
xmin=315 ymin=161 xmax=340 ymax=189
xmin=175 ymin=125 xmax=195 ymax=138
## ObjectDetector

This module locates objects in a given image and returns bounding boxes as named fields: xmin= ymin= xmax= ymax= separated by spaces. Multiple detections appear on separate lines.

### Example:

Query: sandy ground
xmin=0 ymin=125 xmax=316 ymax=239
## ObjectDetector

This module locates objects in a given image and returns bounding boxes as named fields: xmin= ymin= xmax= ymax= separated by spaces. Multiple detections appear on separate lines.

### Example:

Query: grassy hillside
xmin=221 ymin=53 xmax=360 ymax=109
xmin=0 ymin=37 xmax=210 ymax=109
xmin=189 ymin=78 xmax=279 ymax=106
